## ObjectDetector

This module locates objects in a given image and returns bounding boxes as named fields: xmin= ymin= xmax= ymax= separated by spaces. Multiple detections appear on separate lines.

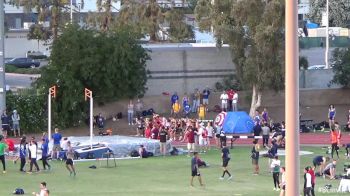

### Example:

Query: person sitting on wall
xmin=139 ymin=145 xmax=148 ymax=158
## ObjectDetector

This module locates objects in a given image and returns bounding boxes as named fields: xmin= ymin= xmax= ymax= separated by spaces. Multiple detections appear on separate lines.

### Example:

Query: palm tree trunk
xmin=249 ymin=84 xmax=262 ymax=117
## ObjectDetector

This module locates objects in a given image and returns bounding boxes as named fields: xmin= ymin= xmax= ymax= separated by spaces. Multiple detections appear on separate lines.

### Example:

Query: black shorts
xmin=215 ymin=134 xmax=220 ymax=138
xmin=313 ymin=160 xmax=321 ymax=167
xmin=223 ymin=158 xmax=230 ymax=167
xmin=282 ymin=185 xmax=286 ymax=190
xmin=324 ymin=169 xmax=330 ymax=176
xmin=66 ymin=158 xmax=73 ymax=165
xmin=191 ymin=169 xmax=200 ymax=177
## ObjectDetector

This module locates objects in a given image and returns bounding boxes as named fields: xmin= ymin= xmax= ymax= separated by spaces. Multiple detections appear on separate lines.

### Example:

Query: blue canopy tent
xmin=222 ymin=112 xmax=254 ymax=134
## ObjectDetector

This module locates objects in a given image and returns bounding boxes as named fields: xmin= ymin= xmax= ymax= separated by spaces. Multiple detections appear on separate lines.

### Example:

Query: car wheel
xmin=30 ymin=64 xmax=36 ymax=68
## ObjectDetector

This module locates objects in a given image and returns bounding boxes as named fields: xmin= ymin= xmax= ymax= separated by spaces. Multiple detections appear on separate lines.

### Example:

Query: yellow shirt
xmin=172 ymin=103 xmax=181 ymax=113
xmin=198 ymin=106 xmax=206 ymax=117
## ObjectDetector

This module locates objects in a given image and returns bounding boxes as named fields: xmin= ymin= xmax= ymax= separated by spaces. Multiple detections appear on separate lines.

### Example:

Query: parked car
xmin=308 ymin=64 xmax=325 ymax=70
xmin=5 ymin=57 xmax=40 ymax=68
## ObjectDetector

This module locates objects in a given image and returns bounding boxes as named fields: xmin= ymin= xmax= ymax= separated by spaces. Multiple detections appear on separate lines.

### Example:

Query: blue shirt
xmin=184 ymin=104 xmax=191 ymax=113
xmin=19 ymin=143 xmax=26 ymax=158
xmin=41 ymin=142 xmax=49 ymax=157
xmin=222 ymin=147 xmax=230 ymax=159
xmin=171 ymin=94 xmax=179 ymax=104
xmin=202 ymin=90 xmax=210 ymax=99
xmin=52 ymin=133 xmax=62 ymax=145
xmin=191 ymin=157 xmax=197 ymax=171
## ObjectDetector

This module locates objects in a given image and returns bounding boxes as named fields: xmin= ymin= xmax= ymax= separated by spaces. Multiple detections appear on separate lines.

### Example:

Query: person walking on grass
xmin=304 ymin=167 xmax=312 ymax=196
xmin=0 ymin=136 xmax=8 ymax=173
xmin=279 ymin=167 xmax=286 ymax=196
xmin=41 ymin=138 xmax=51 ymax=171
xmin=251 ymin=139 xmax=260 ymax=175
xmin=220 ymin=144 xmax=233 ymax=180
xmin=190 ymin=152 xmax=204 ymax=187
xmin=307 ymin=166 xmax=316 ymax=196
xmin=14 ymin=137 xmax=27 ymax=172
xmin=271 ymin=156 xmax=281 ymax=191
xmin=66 ymin=141 xmax=76 ymax=176
xmin=28 ymin=139 xmax=40 ymax=173
xmin=330 ymin=128 xmax=339 ymax=159
xmin=51 ymin=128 xmax=62 ymax=160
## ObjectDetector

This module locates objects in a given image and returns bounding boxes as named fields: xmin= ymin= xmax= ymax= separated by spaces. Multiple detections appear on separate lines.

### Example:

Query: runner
xmin=14 ymin=137 xmax=27 ymax=172
xmin=330 ymin=128 xmax=339 ymax=159
xmin=190 ymin=152 xmax=204 ymax=187
xmin=279 ymin=167 xmax=286 ymax=196
xmin=0 ymin=136 xmax=8 ymax=173
xmin=220 ymin=144 xmax=233 ymax=180
xmin=66 ymin=141 xmax=76 ymax=176
xmin=41 ymin=138 xmax=51 ymax=170
xmin=251 ymin=139 xmax=260 ymax=175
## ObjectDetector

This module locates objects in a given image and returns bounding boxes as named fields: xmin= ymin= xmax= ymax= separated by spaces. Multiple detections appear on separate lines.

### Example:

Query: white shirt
xmin=270 ymin=159 xmax=281 ymax=169
xmin=198 ymin=127 xmax=204 ymax=140
xmin=61 ymin=140 xmax=69 ymax=151
xmin=232 ymin=93 xmax=238 ymax=104
xmin=305 ymin=173 xmax=312 ymax=188
xmin=206 ymin=126 xmax=213 ymax=137
xmin=220 ymin=93 xmax=228 ymax=104
xmin=29 ymin=144 xmax=38 ymax=159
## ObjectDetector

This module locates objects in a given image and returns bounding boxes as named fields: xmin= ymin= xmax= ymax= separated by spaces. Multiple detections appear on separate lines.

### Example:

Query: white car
xmin=308 ymin=65 xmax=325 ymax=70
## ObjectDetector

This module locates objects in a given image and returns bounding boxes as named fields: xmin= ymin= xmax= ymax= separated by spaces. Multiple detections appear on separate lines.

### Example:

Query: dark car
xmin=5 ymin=57 xmax=40 ymax=68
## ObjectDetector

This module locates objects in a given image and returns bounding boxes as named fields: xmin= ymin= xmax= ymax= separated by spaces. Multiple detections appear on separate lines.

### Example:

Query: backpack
xmin=13 ymin=188 xmax=24 ymax=195
xmin=130 ymin=150 xmax=140 ymax=157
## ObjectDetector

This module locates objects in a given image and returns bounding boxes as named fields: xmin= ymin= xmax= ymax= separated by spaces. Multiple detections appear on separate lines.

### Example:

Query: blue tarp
xmin=306 ymin=22 xmax=319 ymax=29
xmin=222 ymin=112 xmax=254 ymax=134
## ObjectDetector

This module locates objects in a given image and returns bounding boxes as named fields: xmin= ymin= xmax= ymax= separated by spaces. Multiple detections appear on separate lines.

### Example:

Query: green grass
xmin=5 ymin=64 xmax=42 ymax=74
xmin=0 ymin=147 xmax=347 ymax=195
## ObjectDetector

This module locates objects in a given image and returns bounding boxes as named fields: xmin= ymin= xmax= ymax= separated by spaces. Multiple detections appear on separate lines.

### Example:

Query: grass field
xmin=0 ymin=146 xmax=348 ymax=196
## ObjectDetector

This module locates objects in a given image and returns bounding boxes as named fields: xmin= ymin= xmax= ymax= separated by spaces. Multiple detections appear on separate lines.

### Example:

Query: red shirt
xmin=152 ymin=128 xmax=159 ymax=139
xmin=4 ymin=139 xmax=15 ymax=151
xmin=227 ymin=89 xmax=234 ymax=100
xmin=308 ymin=169 xmax=316 ymax=185
xmin=331 ymin=131 xmax=338 ymax=144
xmin=145 ymin=128 xmax=151 ymax=139
xmin=187 ymin=130 xmax=195 ymax=143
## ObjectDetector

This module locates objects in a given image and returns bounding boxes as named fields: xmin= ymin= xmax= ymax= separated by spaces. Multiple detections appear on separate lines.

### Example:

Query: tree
xmin=27 ymin=24 xmax=52 ymax=51
xmin=299 ymin=56 xmax=309 ymax=70
xmin=94 ymin=0 xmax=119 ymax=31
xmin=166 ymin=9 xmax=195 ymax=42
xmin=35 ymin=25 xmax=150 ymax=127
xmin=8 ymin=0 xmax=84 ymax=39
xmin=308 ymin=0 xmax=350 ymax=27
xmin=330 ymin=47 xmax=350 ymax=87
xmin=195 ymin=0 xmax=285 ymax=116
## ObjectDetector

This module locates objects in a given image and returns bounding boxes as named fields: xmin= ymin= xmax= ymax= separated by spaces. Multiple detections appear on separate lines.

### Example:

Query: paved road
xmin=5 ymin=73 xmax=39 ymax=89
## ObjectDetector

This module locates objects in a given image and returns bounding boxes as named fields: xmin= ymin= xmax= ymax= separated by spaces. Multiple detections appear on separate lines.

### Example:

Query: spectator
xmin=262 ymin=123 xmax=270 ymax=148
xmin=28 ymin=139 xmax=40 ymax=173
xmin=183 ymin=103 xmax=191 ymax=118
xmin=192 ymin=89 xmax=201 ymax=113
xmin=136 ymin=117 xmax=145 ymax=136
xmin=304 ymin=167 xmax=312 ymax=196
xmin=172 ymin=100 xmax=181 ymax=118
xmin=15 ymin=137 xmax=27 ymax=172
xmin=127 ymin=100 xmax=134 ymax=126
xmin=184 ymin=126 xmax=195 ymax=156
xmin=61 ymin=137 xmax=69 ymax=151
xmin=182 ymin=93 xmax=189 ymax=109
xmin=271 ymin=156 xmax=281 ymax=191
xmin=197 ymin=104 xmax=206 ymax=120
xmin=41 ymin=132 xmax=49 ymax=144
xmin=347 ymin=109 xmax=350 ymax=130
xmin=51 ymin=128 xmax=62 ymax=160
xmin=312 ymin=156 xmax=329 ymax=175
xmin=1 ymin=110 xmax=10 ymax=137
xmin=138 ymin=145 xmax=148 ymax=158
xmin=159 ymin=127 xmax=168 ymax=156
xmin=41 ymin=138 xmax=51 ymax=170
xmin=0 ymin=136 xmax=8 ymax=173
xmin=220 ymin=91 xmax=228 ymax=111
xmin=251 ymin=139 xmax=260 ymax=175
xmin=262 ymin=108 xmax=269 ymax=123
xmin=307 ymin=166 xmax=316 ymax=196
xmin=268 ymin=140 xmax=279 ymax=169
xmin=253 ymin=121 xmax=262 ymax=139
xmin=11 ymin=110 xmax=20 ymax=137
xmin=206 ymin=122 xmax=214 ymax=150
xmin=226 ymin=89 xmax=234 ymax=111
xmin=323 ymin=160 xmax=337 ymax=179
xmin=328 ymin=104 xmax=336 ymax=128
xmin=334 ymin=121 xmax=342 ymax=145
xmin=151 ymin=124 xmax=159 ymax=140
xmin=254 ymin=110 xmax=261 ymax=125
xmin=96 ymin=113 xmax=105 ymax=130
xmin=198 ymin=123 xmax=208 ymax=153
xmin=171 ymin=92 xmax=179 ymax=114
xmin=232 ymin=90 xmax=238 ymax=111
xmin=135 ymin=99 xmax=143 ymax=118
xmin=144 ymin=124 xmax=152 ymax=139
xmin=279 ymin=167 xmax=286 ymax=196
xmin=202 ymin=87 xmax=210 ymax=109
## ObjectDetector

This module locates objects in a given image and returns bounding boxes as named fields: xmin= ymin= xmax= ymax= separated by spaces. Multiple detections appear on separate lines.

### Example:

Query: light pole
xmin=0 ymin=0 xmax=5 ymax=114
xmin=285 ymin=0 xmax=300 ymax=196
xmin=70 ymin=0 xmax=73 ymax=23
xmin=325 ymin=0 xmax=329 ymax=69
xmin=85 ymin=88 xmax=93 ymax=149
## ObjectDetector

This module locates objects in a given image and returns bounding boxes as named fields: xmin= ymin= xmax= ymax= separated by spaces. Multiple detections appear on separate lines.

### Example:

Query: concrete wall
xmin=299 ymin=69 xmax=341 ymax=89
xmin=95 ymin=89 xmax=350 ymax=125
xmin=146 ymin=47 xmax=235 ymax=95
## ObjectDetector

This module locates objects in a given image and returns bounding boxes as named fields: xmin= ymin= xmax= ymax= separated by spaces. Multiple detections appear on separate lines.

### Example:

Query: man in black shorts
xmin=190 ymin=152 xmax=204 ymax=187
xmin=220 ymin=144 xmax=232 ymax=180
xmin=65 ymin=141 xmax=76 ymax=176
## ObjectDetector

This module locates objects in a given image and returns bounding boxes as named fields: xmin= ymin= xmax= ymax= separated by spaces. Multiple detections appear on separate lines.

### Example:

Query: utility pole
xmin=325 ymin=0 xmax=329 ymax=69
xmin=85 ymin=88 xmax=93 ymax=149
xmin=285 ymin=0 xmax=300 ymax=195
xmin=70 ymin=0 xmax=73 ymax=23
xmin=0 ymin=0 xmax=6 ymax=114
